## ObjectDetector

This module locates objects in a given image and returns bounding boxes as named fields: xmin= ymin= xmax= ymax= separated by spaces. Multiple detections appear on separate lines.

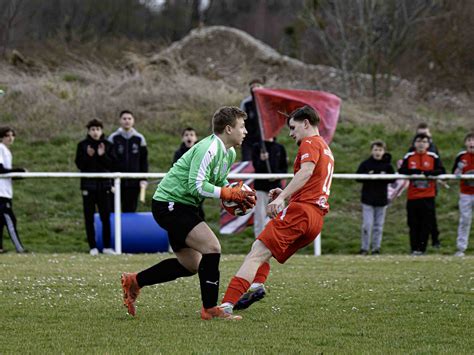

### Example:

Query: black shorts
xmin=152 ymin=199 xmax=204 ymax=251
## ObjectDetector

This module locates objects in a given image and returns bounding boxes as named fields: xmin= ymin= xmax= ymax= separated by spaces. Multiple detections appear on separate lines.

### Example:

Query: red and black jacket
xmin=452 ymin=151 xmax=474 ymax=195
xmin=399 ymin=151 xmax=445 ymax=200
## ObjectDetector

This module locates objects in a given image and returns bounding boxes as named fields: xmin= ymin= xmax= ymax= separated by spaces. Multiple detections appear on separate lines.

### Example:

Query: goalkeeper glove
xmin=220 ymin=181 xmax=256 ymax=206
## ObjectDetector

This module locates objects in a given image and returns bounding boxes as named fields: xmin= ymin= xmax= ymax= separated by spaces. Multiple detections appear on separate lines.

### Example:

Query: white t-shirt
xmin=0 ymin=143 xmax=13 ymax=198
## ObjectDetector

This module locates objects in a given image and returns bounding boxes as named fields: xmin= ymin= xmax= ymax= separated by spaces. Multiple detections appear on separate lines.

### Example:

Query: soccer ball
xmin=221 ymin=182 xmax=256 ymax=216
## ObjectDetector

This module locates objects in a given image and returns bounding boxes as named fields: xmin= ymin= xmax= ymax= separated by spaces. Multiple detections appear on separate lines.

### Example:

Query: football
xmin=221 ymin=182 xmax=256 ymax=216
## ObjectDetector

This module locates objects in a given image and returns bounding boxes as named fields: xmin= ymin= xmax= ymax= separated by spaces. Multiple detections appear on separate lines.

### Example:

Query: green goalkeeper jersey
xmin=153 ymin=134 xmax=236 ymax=206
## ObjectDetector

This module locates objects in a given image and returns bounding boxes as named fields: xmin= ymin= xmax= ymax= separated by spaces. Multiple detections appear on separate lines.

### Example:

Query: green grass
xmin=0 ymin=254 xmax=472 ymax=353
xmin=1 ymin=121 xmax=471 ymax=255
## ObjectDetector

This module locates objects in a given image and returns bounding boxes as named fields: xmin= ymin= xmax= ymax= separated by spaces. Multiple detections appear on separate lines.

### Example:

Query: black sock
xmin=198 ymin=253 xmax=221 ymax=309
xmin=136 ymin=258 xmax=195 ymax=288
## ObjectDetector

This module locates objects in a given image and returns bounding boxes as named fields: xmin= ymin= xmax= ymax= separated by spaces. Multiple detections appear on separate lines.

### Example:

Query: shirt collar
xmin=214 ymin=134 xmax=228 ymax=154
xmin=118 ymin=127 xmax=136 ymax=139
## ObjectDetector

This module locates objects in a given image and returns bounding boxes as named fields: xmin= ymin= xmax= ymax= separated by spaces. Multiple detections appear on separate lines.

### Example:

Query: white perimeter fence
xmin=2 ymin=172 xmax=473 ymax=255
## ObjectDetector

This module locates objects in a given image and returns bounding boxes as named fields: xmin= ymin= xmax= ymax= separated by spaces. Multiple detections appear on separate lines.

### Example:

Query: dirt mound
xmin=144 ymin=26 xmax=411 ymax=99
xmin=142 ymin=26 xmax=474 ymax=121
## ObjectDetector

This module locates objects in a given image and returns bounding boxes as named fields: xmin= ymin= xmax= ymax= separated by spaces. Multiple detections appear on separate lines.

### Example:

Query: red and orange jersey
xmin=452 ymin=151 xmax=474 ymax=195
xmin=290 ymin=135 xmax=334 ymax=212
xmin=399 ymin=151 xmax=445 ymax=200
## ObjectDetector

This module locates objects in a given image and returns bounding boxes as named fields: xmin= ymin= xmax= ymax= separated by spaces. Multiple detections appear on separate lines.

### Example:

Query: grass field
xmin=1 ymin=253 xmax=472 ymax=353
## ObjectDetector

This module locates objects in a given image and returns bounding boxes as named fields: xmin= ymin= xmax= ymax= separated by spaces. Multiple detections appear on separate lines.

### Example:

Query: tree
xmin=300 ymin=0 xmax=438 ymax=97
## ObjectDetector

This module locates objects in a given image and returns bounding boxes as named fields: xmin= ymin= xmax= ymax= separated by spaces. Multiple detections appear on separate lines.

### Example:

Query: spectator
xmin=399 ymin=133 xmax=445 ymax=255
xmin=0 ymin=127 xmax=27 ymax=253
xmin=356 ymin=140 xmax=395 ymax=255
xmin=109 ymin=110 xmax=148 ymax=212
xmin=409 ymin=122 xmax=441 ymax=247
xmin=173 ymin=127 xmax=198 ymax=163
xmin=408 ymin=122 xmax=439 ymax=155
xmin=452 ymin=132 xmax=474 ymax=257
xmin=251 ymin=138 xmax=288 ymax=238
xmin=173 ymin=127 xmax=205 ymax=220
xmin=75 ymin=119 xmax=116 ymax=256
xmin=240 ymin=78 xmax=265 ymax=161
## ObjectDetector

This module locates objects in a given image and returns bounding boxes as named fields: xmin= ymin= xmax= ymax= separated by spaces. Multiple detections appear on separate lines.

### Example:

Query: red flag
xmin=253 ymin=88 xmax=341 ymax=143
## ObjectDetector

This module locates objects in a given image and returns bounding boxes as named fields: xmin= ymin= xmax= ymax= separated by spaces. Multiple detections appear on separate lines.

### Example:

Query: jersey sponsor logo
xmin=409 ymin=161 xmax=417 ymax=168
xmin=301 ymin=153 xmax=310 ymax=161
xmin=221 ymin=162 xmax=228 ymax=174
xmin=465 ymin=169 xmax=474 ymax=187
xmin=423 ymin=161 xmax=430 ymax=167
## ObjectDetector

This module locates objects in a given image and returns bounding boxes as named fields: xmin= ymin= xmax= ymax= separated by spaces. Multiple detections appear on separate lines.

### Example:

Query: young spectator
xmin=409 ymin=122 xmax=441 ymax=247
xmin=173 ymin=127 xmax=198 ymax=163
xmin=0 ymin=127 xmax=27 ymax=253
xmin=172 ymin=127 xmax=205 ymax=220
xmin=251 ymin=138 xmax=288 ymax=238
xmin=356 ymin=140 xmax=395 ymax=255
xmin=75 ymin=119 xmax=116 ymax=256
xmin=399 ymin=133 xmax=445 ymax=255
xmin=108 ymin=110 xmax=148 ymax=212
xmin=409 ymin=122 xmax=439 ymax=155
xmin=452 ymin=132 xmax=474 ymax=257
xmin=240 ymin=78 xmax=265 ymax=161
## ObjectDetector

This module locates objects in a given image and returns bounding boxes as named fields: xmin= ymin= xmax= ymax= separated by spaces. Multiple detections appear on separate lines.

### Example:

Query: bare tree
xmin=300 ymin=0 xmax=437 ymax=97
xmin=0 ymin=0 xmax=26 ymax=55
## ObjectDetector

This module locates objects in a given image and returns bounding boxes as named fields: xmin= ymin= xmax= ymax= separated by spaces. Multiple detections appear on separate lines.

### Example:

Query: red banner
xmin=253 ymin=88 xmax=341 ymax=144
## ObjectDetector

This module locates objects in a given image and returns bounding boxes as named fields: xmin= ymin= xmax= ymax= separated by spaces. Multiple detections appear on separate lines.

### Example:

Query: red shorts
xmin=257 ymin=202 xmax=324 ymax=264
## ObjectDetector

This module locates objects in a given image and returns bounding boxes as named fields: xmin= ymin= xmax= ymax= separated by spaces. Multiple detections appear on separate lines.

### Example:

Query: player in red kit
xmin=219 ymin=106 xmax=334 ymax=317
xmin=452 ymin=132 xmax=474 ymax=257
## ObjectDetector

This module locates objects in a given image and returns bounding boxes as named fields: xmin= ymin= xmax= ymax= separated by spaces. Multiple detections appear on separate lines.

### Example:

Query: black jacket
xmin=241 ymin=96 xmax=262 ymax=151
xmin=173 ymin=143 xmax=190 ymax=164
xmin=75 ymin=134 xmax=116 ymax=191
xmin=356 ymin=154 xmax=395 ymax=206
xmin=108 ymin=128 xmax=148 ymax=188
xmin=251 ymin=141 xmax=288 ymax=192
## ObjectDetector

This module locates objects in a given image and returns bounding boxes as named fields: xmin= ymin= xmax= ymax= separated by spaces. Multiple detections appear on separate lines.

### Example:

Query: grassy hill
xmin=4 ymin=113 xmax=470 ymax=255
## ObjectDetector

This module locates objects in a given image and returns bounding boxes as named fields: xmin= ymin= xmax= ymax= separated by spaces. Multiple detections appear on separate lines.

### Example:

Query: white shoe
xmin=103 ymin=248 xmax=117 ymax=255
xmin=89 ymin=248 xmax=99 ymax=256
xmin=454 ymin=251 xmax=465 ymax=257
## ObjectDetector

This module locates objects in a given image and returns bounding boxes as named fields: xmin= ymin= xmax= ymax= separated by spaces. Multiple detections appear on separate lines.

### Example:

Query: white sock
xmin=250 ymin=282 xmax=263 ymax=289
xmin=221 ymin=302 xmax=233 ymax=309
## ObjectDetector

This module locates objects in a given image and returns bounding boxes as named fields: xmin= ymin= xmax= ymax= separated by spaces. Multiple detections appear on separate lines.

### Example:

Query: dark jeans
xmin=407 ymin=198 xmax=436 ymax=252
xmin=82 ymin=189 xmax=112 ymax=249
xmin=121 ymin=186 xmax=139 ymax=212
xmin=430 ymin=204 xmax=440 ymax=246
xmin=0 ymin=197 xmax=25 ymax=252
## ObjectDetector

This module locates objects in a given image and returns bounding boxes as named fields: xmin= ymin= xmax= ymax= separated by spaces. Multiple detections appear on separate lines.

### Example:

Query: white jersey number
xmin=322 ymin=162 xmax=334 ymax=195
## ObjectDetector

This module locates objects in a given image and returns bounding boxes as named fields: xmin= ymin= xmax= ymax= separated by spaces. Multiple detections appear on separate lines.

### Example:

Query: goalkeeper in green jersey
xmin=121 ymin=106 xmax=256 ymax=320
